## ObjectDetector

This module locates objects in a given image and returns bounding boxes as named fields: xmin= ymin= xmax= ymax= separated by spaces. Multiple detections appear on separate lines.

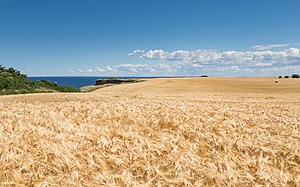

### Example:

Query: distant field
xmin=1 ymin=78 xmax=300 ymax=186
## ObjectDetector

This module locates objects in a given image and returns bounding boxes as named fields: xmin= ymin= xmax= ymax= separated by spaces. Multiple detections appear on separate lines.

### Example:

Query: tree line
xmin=278 ymin=74 xmax=299 ymax=78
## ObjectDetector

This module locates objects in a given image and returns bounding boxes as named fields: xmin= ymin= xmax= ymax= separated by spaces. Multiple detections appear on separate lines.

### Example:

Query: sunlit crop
xmin=1 ymin=78 xmax=300 ymax=186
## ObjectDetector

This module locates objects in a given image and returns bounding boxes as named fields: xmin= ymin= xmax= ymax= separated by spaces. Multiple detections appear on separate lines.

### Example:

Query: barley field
xmin=0 ymin=78 xmax=300 ymax=186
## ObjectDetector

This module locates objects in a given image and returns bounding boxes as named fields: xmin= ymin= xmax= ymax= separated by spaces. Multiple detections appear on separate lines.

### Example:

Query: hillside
xmin=0 ymin=65 xmax=79 ymax=95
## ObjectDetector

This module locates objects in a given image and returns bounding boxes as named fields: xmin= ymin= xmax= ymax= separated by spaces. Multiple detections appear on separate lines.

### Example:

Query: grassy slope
xmin=0 ymin=66 xmax=80 ymax=94
xmin=0 ymin=78 xmax=300 ymax=186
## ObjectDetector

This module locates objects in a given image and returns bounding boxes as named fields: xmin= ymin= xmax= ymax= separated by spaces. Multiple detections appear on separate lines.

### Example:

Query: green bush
xmin=292 ymin=74 xmax=299 ymax=78
xmin=36 ymin=80 xmax=79 ymax=92
xmin=0 ymin=72 xmax=13 ymax=77
xmin=278 ymin=76 xmax=282 ymax=78
xmin=0 ymin=65 xmax=27 ymax=79
xmin=0 ymin=65 xmax=80 ymax=94
xmin=37 ymin=80 xmax=58 ymax=88
xmin=54 ymin=86 xmax=80 ymax=92
xmin=284 ymin=76 xmax=289 ymax=78
xmin=0 ymin=75 xmax=36 ymax=90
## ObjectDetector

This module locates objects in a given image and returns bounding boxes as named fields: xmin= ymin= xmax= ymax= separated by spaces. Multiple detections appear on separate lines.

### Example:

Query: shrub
xmin=0 ymin=72 xmax=13 ymax=77
xmin=292 ymin=74 xmax=300 ymax=78
xmin=54 ymin=86 xmax=80 ymax=92
xmin=0 ymin=65 xmax=80 ymax=94
xmin=201 ymin=75 xmax=208 ymax=77
xmin=284 ymin=76 xmax=289 ymax=78
xmin=278 ymin=76 xmax=282 ymax=78
xmin=0 ymin=75 xmax=36 ymax=90
xmin=0 ymin=65 xmax=27 ymax=79
xmin=37 ymin=80 xmax=58 ymax=88
xmin=37 ymin=80 xmax=79 ymax=92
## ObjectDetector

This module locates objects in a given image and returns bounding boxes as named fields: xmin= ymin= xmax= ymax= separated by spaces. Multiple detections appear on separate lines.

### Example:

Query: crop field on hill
xmin=0 ymin=78 xmax=300 ymax=186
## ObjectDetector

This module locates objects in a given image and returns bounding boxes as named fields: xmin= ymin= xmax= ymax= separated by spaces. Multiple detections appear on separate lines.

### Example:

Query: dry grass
xmin=0 ymin=77 xmax=300 ymax=186
xmin=80 ymin=84 xmax=112 ymax=92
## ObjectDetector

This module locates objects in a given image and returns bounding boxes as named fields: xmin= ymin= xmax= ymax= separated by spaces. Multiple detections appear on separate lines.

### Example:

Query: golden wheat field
xmin=1 ymin=77 xmax=300 ymax=186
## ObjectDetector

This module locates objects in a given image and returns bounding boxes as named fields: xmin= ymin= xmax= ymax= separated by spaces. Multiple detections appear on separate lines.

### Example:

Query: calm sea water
xmin=28 ymin=76 xmax=158 ymax=89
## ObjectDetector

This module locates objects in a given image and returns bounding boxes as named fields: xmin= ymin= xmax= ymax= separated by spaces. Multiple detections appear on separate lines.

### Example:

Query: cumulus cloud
xmin=131 ymin=48 xmax=300 ymax=68
xmin=251 ymin=44 xmax=290 ymax=50
xmin=73 ymin=63 xmax=179 ymax=76
xmin=128 ymin=49 xmax=145 ymax=57
xmin=73 ymin=47 xmax=300 ymax=76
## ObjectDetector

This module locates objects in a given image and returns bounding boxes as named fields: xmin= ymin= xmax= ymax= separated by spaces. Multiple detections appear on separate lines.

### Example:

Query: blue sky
xmin=0 ymin=0 xmax=300 ymax=76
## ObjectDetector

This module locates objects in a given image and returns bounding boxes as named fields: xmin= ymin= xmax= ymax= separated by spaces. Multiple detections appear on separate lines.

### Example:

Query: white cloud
xmin=20 ymin=69 xmax=31 ymax=75
xmin=74 ymin=63 xmax=181 ymax=76
xmin=251 ymin=44 xmax=290 ymax=50
xmin=86 ymin=69 xmax=93 ymax=73
xmin=128 ymin=49 xmax=144 ymax=57
xmin=73 ymin=47 xmax=300 ymax=76
xmin=132 ymin=48 xmax=300 ymax=68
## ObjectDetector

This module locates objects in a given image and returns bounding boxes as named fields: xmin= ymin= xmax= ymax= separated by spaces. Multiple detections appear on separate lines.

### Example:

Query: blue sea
xmin=28 ymin=76 xmax=157 ymax=89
